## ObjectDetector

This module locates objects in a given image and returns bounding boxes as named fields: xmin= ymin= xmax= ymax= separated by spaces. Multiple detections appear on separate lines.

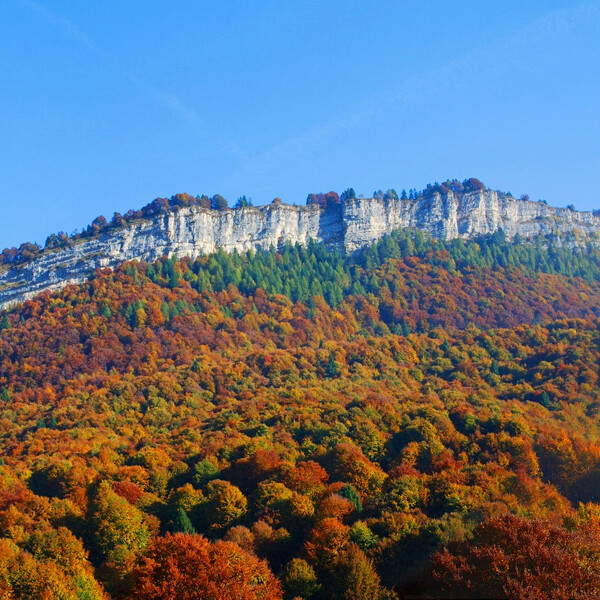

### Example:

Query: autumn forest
xmin=3 ymin=228 xmax=600 ymax=598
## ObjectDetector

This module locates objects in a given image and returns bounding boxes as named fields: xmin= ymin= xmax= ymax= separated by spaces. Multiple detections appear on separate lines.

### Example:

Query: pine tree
xmin=0 ymin=315 xmax=10 ymax=331
xmin=171 ymin=507 xmax=196 ymax=534
xmin=340 ymin=484 xmax=362 ymax=511
xmin=326 ymin=352 xmax=339 ymax=378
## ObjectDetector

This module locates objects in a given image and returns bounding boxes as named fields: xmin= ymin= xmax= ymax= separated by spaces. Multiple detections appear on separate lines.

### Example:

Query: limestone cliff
xmin=1 ymin=190 xmax=599 ymax=309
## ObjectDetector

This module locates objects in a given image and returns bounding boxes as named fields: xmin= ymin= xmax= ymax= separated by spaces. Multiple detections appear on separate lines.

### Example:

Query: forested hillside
xmin=3 ymin=232 xmax=600 ymax=598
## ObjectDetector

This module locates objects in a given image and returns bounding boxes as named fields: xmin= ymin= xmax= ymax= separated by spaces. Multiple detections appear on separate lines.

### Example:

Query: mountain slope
xmin=3 ymin=234 xmax=600 ymax=597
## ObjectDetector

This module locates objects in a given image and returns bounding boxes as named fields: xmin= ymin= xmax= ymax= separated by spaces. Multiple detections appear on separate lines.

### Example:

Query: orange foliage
xmin=129 ymin=533 xmax=282 ymax=599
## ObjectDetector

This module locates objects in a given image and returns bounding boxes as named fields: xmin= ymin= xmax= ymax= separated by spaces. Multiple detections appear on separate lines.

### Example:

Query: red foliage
xmin=128 ymin=533 xmax=282 ymax=600
xmin=283 ymin=461 xmax=329 ymax=498
xmin=112 ymin=481 xmax=144 ymax=505
xmin=429 ymin=514 xmax=600 ymax=599
xmin=306 ymin=191 xmax=340 ymax=209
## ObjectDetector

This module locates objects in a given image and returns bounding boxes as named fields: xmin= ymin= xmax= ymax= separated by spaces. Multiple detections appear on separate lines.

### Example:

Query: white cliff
xmin=342 ymin=190 xmax=600 ymax=251
xmin=1 ymin=190 xmax=599 ymax=309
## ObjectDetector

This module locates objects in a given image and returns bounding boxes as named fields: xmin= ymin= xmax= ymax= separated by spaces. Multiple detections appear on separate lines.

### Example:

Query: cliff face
xmin=1 ymin=190 xmax=599 ymax=309
xmin=342 ymin=190 xmax=600 ymax=251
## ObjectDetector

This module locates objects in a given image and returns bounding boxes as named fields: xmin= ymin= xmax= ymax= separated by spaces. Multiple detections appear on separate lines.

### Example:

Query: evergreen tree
xmin=0 ymin=315 xmax=10 ymax=331
xmin=170 ymin=507 xmax=196 ymax=534
xmin=326 ymin=352 xmax=339 ymax=378
xmin=340 ymin=483 xmax=362 ymax=511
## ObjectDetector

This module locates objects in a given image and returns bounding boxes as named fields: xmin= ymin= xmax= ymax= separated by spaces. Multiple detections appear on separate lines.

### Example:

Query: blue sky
xmin=1 ymin=0 xmax=600 ymax=249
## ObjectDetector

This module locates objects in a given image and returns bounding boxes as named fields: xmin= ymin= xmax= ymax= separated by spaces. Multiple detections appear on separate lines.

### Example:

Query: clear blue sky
xmin=1 ymin=0 xmax=600 ymax=249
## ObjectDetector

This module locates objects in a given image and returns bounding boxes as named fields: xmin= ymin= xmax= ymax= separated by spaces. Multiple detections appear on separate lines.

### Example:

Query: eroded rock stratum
xmin=1 ymin=190 xmax=598 ymax=309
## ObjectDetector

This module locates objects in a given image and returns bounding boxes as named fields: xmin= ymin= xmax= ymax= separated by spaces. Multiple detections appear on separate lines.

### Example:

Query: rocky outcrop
xmin=342 ymin=190 xmax=600 ymax=251
xmin=1 ymin=190 xmax=599 ymax=309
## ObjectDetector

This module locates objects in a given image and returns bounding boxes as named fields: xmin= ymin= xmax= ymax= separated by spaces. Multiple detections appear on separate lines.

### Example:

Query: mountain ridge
xmin=2 ymin=187 xmax=600 ymax=310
